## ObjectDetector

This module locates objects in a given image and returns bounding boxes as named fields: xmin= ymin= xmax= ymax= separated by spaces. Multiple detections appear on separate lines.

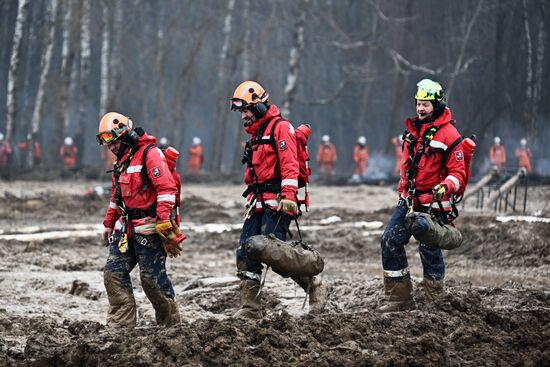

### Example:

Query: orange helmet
xmin=96 ymin=112 xmax=133 ymax=145
xmin=230 ymin=81 xmax=269 ymax=111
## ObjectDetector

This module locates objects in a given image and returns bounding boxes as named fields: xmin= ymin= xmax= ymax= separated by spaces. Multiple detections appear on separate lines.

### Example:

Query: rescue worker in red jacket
xmin=515 ymin=138 xmax=532 ymax=175
xmin=379 ymin=79 xmax=467 ymax=312
xmin=391 ymin=135 xmax=403 ymax=178
xmin=489 ymin=136 xmax=506 ymax=175
xmin=351 ymin=136 xmax=368 ymax=182
xmin=59 ymin=137 xmax=78 ymax=170
xmin=0 ymin=133 xmax=13 ymax=178
xmin=187 ymin=137 xmax=203 ymax=174
xmin=317 ymin=135 xmax=337 ymax=175
xmin=230 ymin=81 xmax=328 ymax=318
xmin=96 ymin=112 xmax=184 ymax=328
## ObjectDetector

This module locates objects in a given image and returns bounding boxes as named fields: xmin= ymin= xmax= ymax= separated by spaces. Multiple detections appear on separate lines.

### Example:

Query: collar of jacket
xmin=405 ymin=107 xmax=453 ymax=139
xmin=245 ymin=104 xmax=281 ymax=136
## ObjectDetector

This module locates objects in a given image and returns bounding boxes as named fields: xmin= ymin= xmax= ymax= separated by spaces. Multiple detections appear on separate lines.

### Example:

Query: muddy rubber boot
xmin=141 ymin=274 xmax=181 ymax=327
xmin=421 ymin=278 xmax=446 ymax=301
xmin=104 ymin=272 xmax=137 ymax=328
xmin=378 ymin=277 xmax=416 ymax=313
xmin=292 ymin=276 xmax=331 ymax=314
xmin=233 ymin=280 xmax=263 ymax=319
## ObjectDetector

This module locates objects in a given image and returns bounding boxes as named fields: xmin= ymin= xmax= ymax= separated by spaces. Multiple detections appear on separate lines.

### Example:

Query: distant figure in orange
xmin=317 ymin=135 xmax=337 ymax=175
xmin=489 ymin=136 xmax=506 ymax=175
xmin=515 ymin=138 xmax=532 ymax=174
xmin=351 ymin=136 xmax=368 ymax=182
xmin=187 ymin=137 xmax=203 ymax=174
xmin=100 ymin=145 xmax=116 ymax=171
xmin=59 ymin=136 xmax=78 ymax=170
xmin=391 ymin=135 xmax=403 ymax=178
xmin=17 ymin=133 xmax=41 ymax=168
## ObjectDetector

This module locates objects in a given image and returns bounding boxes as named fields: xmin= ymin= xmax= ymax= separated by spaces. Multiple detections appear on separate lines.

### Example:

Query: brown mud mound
xmin=2 ymin=283 xmax=549 ymax=367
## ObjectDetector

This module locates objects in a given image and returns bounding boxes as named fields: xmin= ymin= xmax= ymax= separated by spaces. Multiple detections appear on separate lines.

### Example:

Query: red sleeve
xmin=103 ymin=174 xmax=120 ymax=228
xmin=353 ymin=146 xmax=359 ymax=162
xmin=440 ymin=128 xmax=467 ymax=194
xmin=331 ymin=144 xmax=337 ymax=162
xmin=146 ymin=147 xmax=177 ymax=222
xmin=398 ymin=142 xmax=411 ymax=195
xmin=274 ymin=121 xmax=299 ymax=201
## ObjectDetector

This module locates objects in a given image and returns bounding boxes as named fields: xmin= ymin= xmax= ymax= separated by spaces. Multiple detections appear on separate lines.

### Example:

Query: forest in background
xmin=1 ymin=0 xmax=549 ymax=177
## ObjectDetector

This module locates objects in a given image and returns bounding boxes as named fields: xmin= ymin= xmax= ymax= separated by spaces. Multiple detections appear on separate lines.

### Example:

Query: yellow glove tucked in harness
xmin=432 ymin=184 xmax=447 ymax=201
xmin=156 ymin=220 xmax=185 ymax=258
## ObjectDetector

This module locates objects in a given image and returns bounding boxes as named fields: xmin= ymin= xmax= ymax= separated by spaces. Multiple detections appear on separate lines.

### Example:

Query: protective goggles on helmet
xmin=415 ymin=79 xmax=443 ymax=101
xmin=96 ymin=126 xmax=128 ymax=145
xmin=230 ymin=98 xmax=249 ymax=111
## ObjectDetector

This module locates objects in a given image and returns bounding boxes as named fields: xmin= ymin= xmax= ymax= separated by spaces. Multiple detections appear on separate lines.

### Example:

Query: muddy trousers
xmin=237 ymin=210 xmax=292 ymax=280
xmin=380 ymin=199 xmax=445 ymax=281
xmin=104 ymin=234 xmax=180 ymax=328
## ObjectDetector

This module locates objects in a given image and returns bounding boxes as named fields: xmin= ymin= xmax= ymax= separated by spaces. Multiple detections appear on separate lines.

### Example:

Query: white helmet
xmin=520 ymin=138 xmax=527 ymax=146
xmin=0 ymin=133 xmax=4 ymax=141
xmin=493 ymin=136 xmax=501 ymax=145
xmin=357 ymin=136 xmax=366 ymax=145
xmin=321 ymin=135 xmax=330 ymax=143
xmin=192 ymin=136 xmax=201 ymax=145
xmin=64 ymin=137 xmax=73 ymax=145
xmin=159 ymin=137 xmax=168 ymax=146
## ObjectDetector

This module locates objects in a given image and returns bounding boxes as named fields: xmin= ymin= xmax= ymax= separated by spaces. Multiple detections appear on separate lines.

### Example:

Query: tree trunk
xmin=281 ymin=0 xmax=308 ymax=118
xmin=28 ymin=0 xmax=59 ymax=169
xmin=5 ymin=0 xmax=30 ymax=142
xmin=76 ymin=0 xmax=91 ymax=165
xmin=99 ymin=2 xmax=110 ymax=117
xmin=211 ymin=0 xmax=236 ymax=173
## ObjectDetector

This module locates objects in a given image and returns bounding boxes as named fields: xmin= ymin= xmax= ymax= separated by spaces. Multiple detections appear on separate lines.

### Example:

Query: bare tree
xmin=211 ymin=0 xmax=236 ymax=172
xmin=76 ymin=0 xmax=90 ymax=162
xmin=281 ymin=0 xmax=308 ymax=118
xmin=99 ymin=1 xmax=111 ymax=116
xmin=27 ymin=0 xmax=59 ymax=169
xmin=5 ymin=0 xmax=30 ymax=142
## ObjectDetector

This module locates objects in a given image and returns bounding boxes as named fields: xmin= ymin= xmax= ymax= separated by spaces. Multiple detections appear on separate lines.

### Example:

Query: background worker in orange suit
xmin=351 ymin=136 xmax=368 ymax=182
xmin=187 ymin=137 xmax=203 ymax=174
xmin=391 ymin=135 xmax=403 ymax=178
xmin=515 ymin=138 xmax=532 ymax=174
xmin=489 ymin=136 xmax=506 ymax=175
xmin=316 ymin=134 xmax=337 ymax=175
xmin=59 ymin=137 xmax=78 ymax=170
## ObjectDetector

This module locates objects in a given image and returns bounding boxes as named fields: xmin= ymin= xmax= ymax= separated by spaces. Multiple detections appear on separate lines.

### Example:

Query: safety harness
xmin=403 ymin=123 xmax=463 ymax=223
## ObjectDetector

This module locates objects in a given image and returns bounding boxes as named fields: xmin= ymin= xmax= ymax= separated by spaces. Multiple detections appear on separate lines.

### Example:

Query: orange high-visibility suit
xmin=59 ymin=144 xmax=78 ymax=169
xmin=391 ymin=137 xmax=403 ymax=177
xmin=353 ymin=144 xmax=368 ymax=176
xmin=515 ymin=147 xmax=532 ymax=174
xmin=489 ymin=144 xmax=506 ymax=174
xmin=317 ymin=143 xmax=337 ymax=174
xmin=17 ymin=141 xmax=41 ymax=166
xmin=187 ymin=144 xmax=203 ymax=173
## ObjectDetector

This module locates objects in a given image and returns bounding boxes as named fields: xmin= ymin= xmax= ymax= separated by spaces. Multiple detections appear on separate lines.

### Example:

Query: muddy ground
xmin=0 ymin=180 xmax=549 ymax=366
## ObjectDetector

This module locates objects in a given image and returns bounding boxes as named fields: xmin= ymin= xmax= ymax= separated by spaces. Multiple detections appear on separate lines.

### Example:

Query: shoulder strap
xmin=440 ymin=135 xmax=464 ymax=164
xmin=140 ymin=144 xmax=156 ymax=192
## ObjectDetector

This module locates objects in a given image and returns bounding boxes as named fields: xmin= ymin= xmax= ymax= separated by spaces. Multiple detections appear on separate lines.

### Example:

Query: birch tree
xmin=211 ymin=0 xmax=236 ymax=172
xmin=27 ymin=0 xmax=59 ymax=168
xmin=5 ymin=0 xmax=30 ymax=142
xmin=281 ymin=0 xmax=308 ymax=118
xmin=99 ymin=1 xmax=111 ymax=116
xmin=76 ymin=0 xmax=91 ymax=161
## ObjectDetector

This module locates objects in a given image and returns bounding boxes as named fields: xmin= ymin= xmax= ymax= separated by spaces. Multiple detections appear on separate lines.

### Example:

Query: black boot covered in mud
xmin=104 ymin=272 xmax=137 ymax=328
xmin=378 ymin=277 xmax=416 ymax=313
xmin=420 ymin=278 xmax=446 ymax=301
xmin=292 ymin=276 xmax=331 ymax=314
xmin=233 ymin=280 xmax=263 ymax=319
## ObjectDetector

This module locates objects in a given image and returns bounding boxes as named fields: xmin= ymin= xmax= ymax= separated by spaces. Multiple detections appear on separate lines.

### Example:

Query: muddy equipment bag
xmin=244 ymin=234 xmax=324 ymax=277
xmin=405 ymin=212 xmax=463 ymax=250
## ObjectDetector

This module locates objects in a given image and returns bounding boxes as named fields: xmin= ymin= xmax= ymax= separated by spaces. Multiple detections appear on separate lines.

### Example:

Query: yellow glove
xmin=156 ymin=220 xmax=185 ymax=258
xmin=277 ymin=199 xmax=297 ymax=213
xmin=432 ymin=184 xmax=447 ymax=201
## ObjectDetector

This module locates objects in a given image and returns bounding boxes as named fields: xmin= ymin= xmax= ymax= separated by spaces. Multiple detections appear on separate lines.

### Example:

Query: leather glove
xmin=277 ymin=199 xmax=297 ymax=213
xmin=432 ymin=184 xmax=447 ymax=201
xmin=156 ymin=220 xmax=186 ymax=258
